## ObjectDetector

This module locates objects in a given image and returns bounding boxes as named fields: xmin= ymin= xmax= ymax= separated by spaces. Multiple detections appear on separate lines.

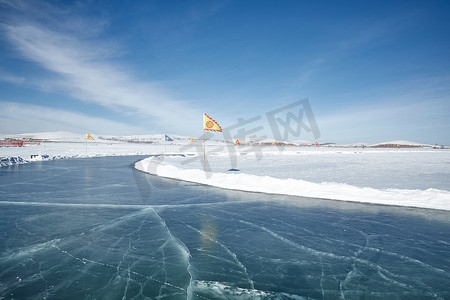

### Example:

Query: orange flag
xmin=86 ymin=133 xmax=94 ymax=140
xmin=235 ymin=139 xmax=241 ymax=145
xmin=203 ymin=113 xmax=222 ymax=132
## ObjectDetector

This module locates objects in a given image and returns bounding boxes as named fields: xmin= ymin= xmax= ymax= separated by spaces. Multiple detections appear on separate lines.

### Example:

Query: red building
xmin=0 ymin=140 xmax=24 ymax=147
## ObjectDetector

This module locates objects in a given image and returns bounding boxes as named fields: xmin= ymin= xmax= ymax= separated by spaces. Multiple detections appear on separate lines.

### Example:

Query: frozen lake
xmin=1 ymin=156 xmax=449 ymax=299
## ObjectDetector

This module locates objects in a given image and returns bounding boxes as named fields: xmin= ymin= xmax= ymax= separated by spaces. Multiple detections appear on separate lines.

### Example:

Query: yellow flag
xmin=203 ymin=113 xmax=222 ymax=132
xmin=190 ymin=137 xmax=196 ymax=142
xmin=86 ymin=133 xmax=94 ymax=140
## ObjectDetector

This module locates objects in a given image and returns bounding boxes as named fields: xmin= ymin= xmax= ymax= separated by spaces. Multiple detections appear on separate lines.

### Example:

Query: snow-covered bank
xmin=135 ymin=157 xmax=450 ymax=211
xmin=0 ymin=131 xmax=201 ymax=167
xmin=0 ymin=140 xmax=172 ymax=168
xmin=0 ymin=156 xmax=26 ymax=167
xmin=0 ymin=153 xmax=128 ymax=167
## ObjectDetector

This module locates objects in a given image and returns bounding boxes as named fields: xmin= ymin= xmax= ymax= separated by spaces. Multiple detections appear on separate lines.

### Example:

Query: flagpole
xmin=85 ymin=137 xmax=87 ymax=156
xmin=203 ymin=131 xmax=206 ymax=172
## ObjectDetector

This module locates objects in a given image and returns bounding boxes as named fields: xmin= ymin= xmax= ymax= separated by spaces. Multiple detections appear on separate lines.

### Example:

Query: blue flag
xmin=165 ymin=134 xmax=173 ymax=141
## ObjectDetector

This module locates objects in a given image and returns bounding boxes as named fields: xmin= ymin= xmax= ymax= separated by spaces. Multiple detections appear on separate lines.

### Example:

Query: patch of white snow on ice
xmin=135 ymin=157 xmax=450 ymax=211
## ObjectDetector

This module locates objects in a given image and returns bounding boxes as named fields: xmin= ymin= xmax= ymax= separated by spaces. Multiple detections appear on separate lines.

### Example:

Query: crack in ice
xmin=238 ymin=219 xmax=425 ymax=293
xmin=184 ymin=222 xmax=256 ymax=291
xmin=149 ymin=208 xmax=212 ymax=300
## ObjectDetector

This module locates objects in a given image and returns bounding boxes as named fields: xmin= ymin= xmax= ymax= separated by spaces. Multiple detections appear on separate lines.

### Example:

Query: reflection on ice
xmin=184 ymin=221 xmax=255 ymax=291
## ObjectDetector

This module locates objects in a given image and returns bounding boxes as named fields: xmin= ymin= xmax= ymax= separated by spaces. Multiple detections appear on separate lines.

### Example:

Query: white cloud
xmin=0 ymin=101 xmax=146 ymax=135
xmin=0 ymin=2 xmax=200 ymax=134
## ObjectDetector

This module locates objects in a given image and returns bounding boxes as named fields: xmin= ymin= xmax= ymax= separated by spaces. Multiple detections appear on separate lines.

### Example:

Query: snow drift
xmin=135 ymin=157 xmax=450 ymax=211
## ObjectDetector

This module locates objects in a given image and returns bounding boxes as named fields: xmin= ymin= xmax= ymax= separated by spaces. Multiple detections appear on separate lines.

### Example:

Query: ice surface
xmin=1 ymin=156 xmax=450 ymax=299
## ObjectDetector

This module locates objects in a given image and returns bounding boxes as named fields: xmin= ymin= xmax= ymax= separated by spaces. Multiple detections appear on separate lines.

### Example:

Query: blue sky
xmin=0 ymin=0 xmax=449 ymax=144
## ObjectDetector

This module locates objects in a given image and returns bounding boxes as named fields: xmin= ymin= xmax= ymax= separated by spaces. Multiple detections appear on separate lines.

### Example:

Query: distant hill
xmin=1 ymin=132 xmax=447 ymax=148
xmin=368 ymin=140 xmax=433 ymax=148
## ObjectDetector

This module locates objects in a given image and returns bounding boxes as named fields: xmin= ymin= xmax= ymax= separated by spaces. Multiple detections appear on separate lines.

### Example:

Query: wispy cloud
xmin=0 ymin=0 xmax=200 ymax=134
xmin=0 ymin=70 xmax=25 ymax=84
xmin=0 ymin=101 xmax=145 ymax=134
